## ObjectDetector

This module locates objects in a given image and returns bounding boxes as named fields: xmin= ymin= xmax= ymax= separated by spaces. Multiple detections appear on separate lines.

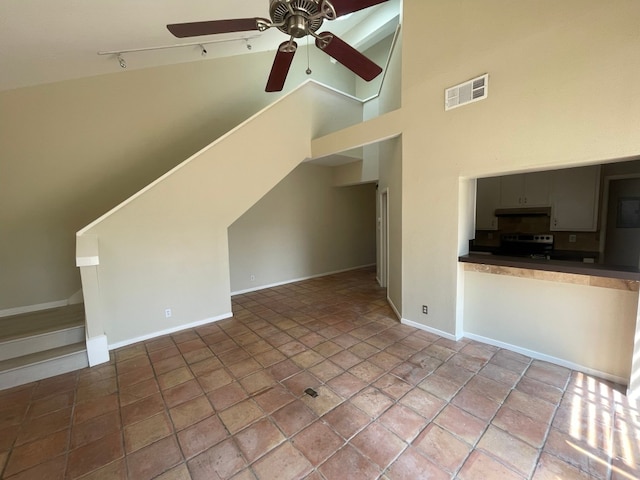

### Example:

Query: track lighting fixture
xmin=99 ymin=35 xmax=259 ymax=70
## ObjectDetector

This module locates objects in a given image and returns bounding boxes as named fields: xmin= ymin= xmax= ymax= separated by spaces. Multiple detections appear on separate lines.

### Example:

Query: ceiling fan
xmin=167 ymin=0 xmax=389 ymax=92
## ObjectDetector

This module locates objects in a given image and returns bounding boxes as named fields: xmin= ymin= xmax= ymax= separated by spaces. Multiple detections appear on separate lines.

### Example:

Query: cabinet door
xmin=551 ymin=165 xmax=601 ymax=231
xmin=500 ymin=174 xmax=525 ymax=207
xmin=523 ymin=171 xmax=553 ymax=206
xmin=476 ymin=177 xmax=500 ymax=230
xmin=500 ymin=172 xmax=552 ymax=207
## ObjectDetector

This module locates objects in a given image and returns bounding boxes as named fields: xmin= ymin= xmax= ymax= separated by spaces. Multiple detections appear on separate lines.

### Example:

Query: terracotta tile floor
xmin=1 ymin=267 xmax=639 ymax=479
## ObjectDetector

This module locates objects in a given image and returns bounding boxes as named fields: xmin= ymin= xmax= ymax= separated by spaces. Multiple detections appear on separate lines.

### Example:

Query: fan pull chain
xmin=306 ymin=37 xmax=312 ymax=75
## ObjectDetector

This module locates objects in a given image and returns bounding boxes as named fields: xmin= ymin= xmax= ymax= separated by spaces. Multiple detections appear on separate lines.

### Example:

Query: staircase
xmin=0 ymin=304 xmax=89 ymax=390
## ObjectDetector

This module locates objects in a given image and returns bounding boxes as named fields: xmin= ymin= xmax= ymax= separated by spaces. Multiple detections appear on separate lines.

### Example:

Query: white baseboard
xmin=0 ymin=299 xmax=69 ymax=318
xmin=107 ymin=312 xmax=233 ymax=351
xmin=86 ymin=334 xmax=110 ymax=367
xmin=230 ymin=264 xmax=376 ymax=296
xmin=464 ymin=332 xmax=629 ymax=386
xmin=401 ymin=318 xmax=461 ymax=342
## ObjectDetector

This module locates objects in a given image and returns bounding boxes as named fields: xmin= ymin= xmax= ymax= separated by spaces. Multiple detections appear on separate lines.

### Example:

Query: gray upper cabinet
xmin=550 ymin=165 xmax=601 ymax=232
xmin=499 ymin=171 xmax=552 ymax=207
xmin=475 ymin=166 xmax=601 ymax=232
xmin=476 ymin=177 xmax=501 ymax=230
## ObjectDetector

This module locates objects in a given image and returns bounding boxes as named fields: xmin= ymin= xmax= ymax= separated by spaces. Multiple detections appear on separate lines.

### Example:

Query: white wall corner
xmin=387 ymin=296 xmax=401 ymax=321
xmin=456 ymin=177 xmax=476 ymax=341
xmin=86 ymin=334 xmax=110 ymax=367
xmin=626 ymin=294 xmax=640 ymax=398
xmin=76 ymin=234 xmax=99 ymax=267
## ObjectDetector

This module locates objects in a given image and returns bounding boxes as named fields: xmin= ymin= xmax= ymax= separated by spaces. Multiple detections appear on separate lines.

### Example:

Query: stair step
xmin=0 ymin=342 xmax=88 ymax=391
xmin=0 ymin=324 xmax=86 ymax=362
xmin=0 ymin=303 xmax=85 ymax=342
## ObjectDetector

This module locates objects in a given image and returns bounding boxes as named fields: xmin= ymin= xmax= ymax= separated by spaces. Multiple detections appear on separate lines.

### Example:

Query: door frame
xmin=599 ymin=173 xmax=640 ymax=265
xmin=379 ymin=188 xmax=389 ymax=289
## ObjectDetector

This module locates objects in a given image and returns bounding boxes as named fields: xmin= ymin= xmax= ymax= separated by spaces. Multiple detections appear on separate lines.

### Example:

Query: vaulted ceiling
xmin=0 ymin=0 xmax=400 ymax=92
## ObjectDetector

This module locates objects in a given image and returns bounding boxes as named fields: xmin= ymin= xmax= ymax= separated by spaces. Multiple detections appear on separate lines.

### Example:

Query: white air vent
xmin=445 ymin=74 xmax=489 ymax=111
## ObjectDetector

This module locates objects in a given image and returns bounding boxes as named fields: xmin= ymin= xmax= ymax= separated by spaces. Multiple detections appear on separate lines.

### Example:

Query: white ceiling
xmin=0 ymin=0 xmax=400 ymax=92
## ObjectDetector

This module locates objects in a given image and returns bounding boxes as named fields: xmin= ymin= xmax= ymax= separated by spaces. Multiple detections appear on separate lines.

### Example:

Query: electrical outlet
xmin=165 ymin=308 xmax=172 ymax=318
xmin=250 ymin=274 xmax=256 ymax=281
xmin=422 ymin=305 xmax=428 ymax=314
xmin=569 ymin=234 xmax=577 ymax=243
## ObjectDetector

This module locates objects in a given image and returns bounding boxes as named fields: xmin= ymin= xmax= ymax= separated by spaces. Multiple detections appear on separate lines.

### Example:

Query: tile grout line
xmin=522 ymin=363 xmax=569 ymax=480
xmin=447 ymin=349 xmax=533 ymax=480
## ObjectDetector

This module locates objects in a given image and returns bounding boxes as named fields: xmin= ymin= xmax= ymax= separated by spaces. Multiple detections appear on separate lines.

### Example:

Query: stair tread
xmin=0 ymin=342 xmax=86 ymax=373
xmin=0 ymin=304 xmax=84 ymax=342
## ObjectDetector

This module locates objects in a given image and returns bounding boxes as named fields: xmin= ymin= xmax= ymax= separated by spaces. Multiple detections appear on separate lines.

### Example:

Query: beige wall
xmin=228 ymin=164 xmax=376 ymax=293
xmin=79 ymin=83 xmax=365 ymax=346
xmin=0 ymin=48 xmax=355 ymax=311
xmin=464 ymin=271 xmax=637 ymax=381
xmin=17 ymin=0 xmax=640 ymax=381
xmin=377 ymin=137 xmax=402 ymax=313
xmin=400 ymin=0 xmax=640 ymax=335
xmin=306 ymin=0 xmax=640 ymax=379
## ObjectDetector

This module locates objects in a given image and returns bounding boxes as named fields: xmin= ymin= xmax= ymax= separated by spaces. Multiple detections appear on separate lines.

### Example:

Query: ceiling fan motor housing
xmin=270 ymin=0 xmax=325 ymax=37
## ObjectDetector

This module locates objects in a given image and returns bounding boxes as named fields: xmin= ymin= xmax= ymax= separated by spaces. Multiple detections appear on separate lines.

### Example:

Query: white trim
xmin=379 ymin=188 xmax=390 ymax=289
xmin=86 ymin=334 xmax=110 ymax=367
xmin=76 ymin=256 xmax=99 ymax=267
xmin=464 ymin=332 xmax=629 ymax=386
xmin=401 ymin=318 xmax=461 ymax=342
xmin=0 ymin=299 xmax=68 ymax=318
xmin=107 ymin=312 xmax=232 ymax=350
xmin=76 ymin=233 xmax=100 ymax=266
xmin=230 ymin=264 xmax=376 ymax=296
xmin=361 ymin=24 xmax=402 ymax=104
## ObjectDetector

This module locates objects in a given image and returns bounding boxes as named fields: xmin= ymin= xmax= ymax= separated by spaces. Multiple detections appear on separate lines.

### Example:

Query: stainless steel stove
xmin=499 ymin=233 xmax=554 ymax=258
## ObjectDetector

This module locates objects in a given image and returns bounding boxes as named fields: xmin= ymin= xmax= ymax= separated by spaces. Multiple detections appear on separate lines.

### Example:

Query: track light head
xmin=200 ymin=45 xmax=207 ymax=56
xmin=117 ymin=54 xmax=126 ymax=69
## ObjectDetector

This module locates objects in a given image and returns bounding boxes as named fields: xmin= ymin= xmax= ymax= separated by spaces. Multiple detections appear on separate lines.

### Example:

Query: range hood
xmin=494 ymin=206 xmax=551 ymax=217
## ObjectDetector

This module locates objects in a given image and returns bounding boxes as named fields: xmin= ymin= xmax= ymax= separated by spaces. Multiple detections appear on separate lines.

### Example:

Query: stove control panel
xmin=501 ymin=234 xmax=554 ymax=244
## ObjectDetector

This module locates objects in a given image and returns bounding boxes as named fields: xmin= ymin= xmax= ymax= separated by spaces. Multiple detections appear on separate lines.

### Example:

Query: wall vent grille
xmin=445 ymin=74 xmax=489 ymax=111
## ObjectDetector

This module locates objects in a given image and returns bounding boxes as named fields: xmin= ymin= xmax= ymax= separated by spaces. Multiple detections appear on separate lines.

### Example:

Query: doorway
xmin=603 ymin=177 xmax=640 ymax=267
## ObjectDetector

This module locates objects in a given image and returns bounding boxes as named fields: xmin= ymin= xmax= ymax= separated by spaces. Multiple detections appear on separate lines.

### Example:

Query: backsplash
xmin=475 ymin=215 xmax=600 ymax=252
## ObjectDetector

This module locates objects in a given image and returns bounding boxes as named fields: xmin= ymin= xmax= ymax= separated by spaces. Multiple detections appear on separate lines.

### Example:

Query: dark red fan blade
xmin=330 ymin=0 xmax=389 ymax=17
xmin=315 ymin=33 xmax=382 ymax=81
xmin=266 ymin=42 xmax=297 ymax=92
xmin=167 ymin=18 xmax=261 ymax=38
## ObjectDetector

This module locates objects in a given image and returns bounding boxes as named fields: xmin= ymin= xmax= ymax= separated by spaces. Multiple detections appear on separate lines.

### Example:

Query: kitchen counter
xmin=459 ymin=253 xmax=640 ymax=282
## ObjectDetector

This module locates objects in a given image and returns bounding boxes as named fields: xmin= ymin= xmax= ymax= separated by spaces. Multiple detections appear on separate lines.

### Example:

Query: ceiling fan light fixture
xmin=165 ymin=0 xmax=389 ymax=91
